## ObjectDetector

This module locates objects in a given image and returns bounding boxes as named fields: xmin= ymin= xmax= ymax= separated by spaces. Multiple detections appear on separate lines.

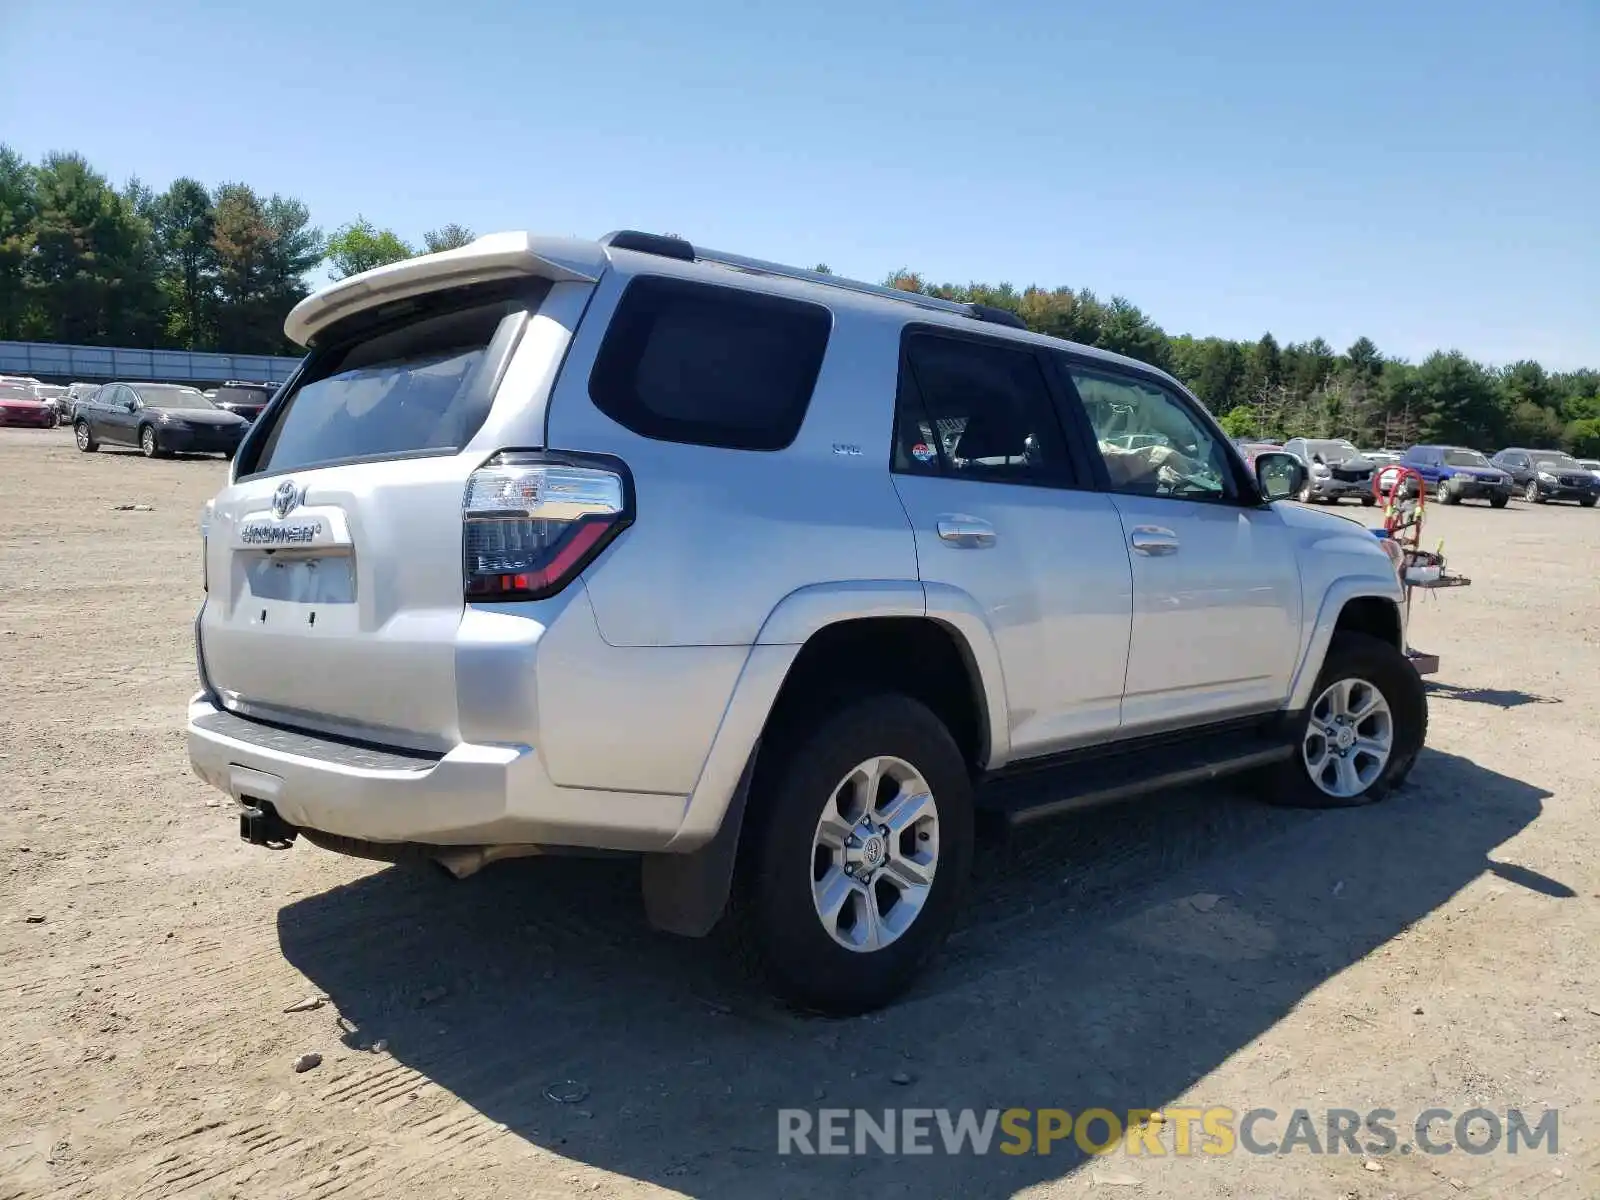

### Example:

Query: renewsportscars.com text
xmin=777 ymin=1107 xmax=1558 ymax=1157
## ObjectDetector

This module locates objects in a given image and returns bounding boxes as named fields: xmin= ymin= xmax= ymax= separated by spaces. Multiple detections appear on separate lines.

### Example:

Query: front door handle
xmin=937 ymin=514 xmax=997 ymax=548
xmin=1129 ymin=525 xmax=1180 ymax=556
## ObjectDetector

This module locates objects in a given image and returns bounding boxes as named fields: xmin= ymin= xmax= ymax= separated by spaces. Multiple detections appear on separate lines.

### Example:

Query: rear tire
xmin=1261 ymin=632 xmax=1427 ymax=810
xmin=74 ymin=421 xmax=97 ymax=453
xmin=727 ymin=694 xmax=973 ymax=1015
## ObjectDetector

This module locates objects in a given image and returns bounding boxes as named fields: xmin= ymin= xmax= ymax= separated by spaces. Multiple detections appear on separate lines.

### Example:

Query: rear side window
xmin=248 ymin=290 xmax=539 ymax=476
xmin=892 ymin=330 xmax=1071 ymax=486
xmin=587 ymin=276 xmax=831 ymax=451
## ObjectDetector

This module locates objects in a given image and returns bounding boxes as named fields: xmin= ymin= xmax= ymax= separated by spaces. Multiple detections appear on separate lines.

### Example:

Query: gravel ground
xmin=1 ymin=425 xmax=1596 ymax=1200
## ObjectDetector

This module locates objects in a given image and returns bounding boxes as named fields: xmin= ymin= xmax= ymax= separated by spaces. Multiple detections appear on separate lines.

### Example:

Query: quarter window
xmin=588 ymin=276 xmax=832 ymax=451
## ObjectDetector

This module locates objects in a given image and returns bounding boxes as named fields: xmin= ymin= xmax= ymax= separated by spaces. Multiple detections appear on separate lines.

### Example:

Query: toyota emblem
xmin=272 ymin=480 xmax=301 ymax=518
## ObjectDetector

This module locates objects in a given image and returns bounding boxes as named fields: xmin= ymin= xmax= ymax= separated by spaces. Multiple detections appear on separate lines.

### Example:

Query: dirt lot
xmin=1 ymin=425 xmax=1596 ymax=1199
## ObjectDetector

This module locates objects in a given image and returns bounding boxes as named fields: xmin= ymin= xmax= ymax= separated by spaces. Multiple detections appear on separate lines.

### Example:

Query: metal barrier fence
xmin=0 ymin=341 xmax=303 ymax=385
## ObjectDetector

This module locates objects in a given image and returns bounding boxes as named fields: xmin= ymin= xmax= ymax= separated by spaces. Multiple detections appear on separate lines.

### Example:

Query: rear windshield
xmin=0 ymin=384 xmax=33 ymax=400
xmin=1443 ymin=449 xmax=1489 ymax=467
xmin=248 ymin=290 xmax=539 ymax=476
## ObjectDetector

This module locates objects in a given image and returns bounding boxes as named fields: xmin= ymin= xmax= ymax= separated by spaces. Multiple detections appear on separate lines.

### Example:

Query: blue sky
xmin=3 ymin=0 xmax=1596 ymax=368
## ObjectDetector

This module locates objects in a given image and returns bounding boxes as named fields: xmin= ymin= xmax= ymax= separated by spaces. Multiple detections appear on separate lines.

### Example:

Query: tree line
xmin=0 ymin=146 xmax=473 ymax=358
xmin=2 ymin=146 xmax=1596 ymax=455
xmin=880 ymin=272 xmax=1600 ymax=457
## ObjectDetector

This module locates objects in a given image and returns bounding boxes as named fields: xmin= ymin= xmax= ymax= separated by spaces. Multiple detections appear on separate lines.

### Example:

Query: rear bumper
xmin=0 ymin=411 xmax=56 ymax=427
xmin=187 ymin=695 xmax=689 ymax=851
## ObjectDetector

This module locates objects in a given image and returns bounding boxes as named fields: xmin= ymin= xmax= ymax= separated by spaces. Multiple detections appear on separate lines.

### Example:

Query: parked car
xmin=31 ymin=383 xmax=70 ymax=425
xmin=62 ymin=382 xmax=101 ymax=423
xmin=1490 ymin=447 xmax=1600 ymax=506
xmin=205 ymin=380 xmax=277 ymax=423
xmin=187 ymin=230 xmax=1425 ymax=1014
xmin=1281 ymin=437 xmax=1377 ymax=505
xmin=1575 ymin=458 xmax=1600 ymax=484
xmin=74 ymin=381 xmax=248 ymax=458
xmin=0 ymin=381 xmax=58 ymax=428
xmin=1397 ymin=445 xmax=1513 ymax=507
xmin=1360 ymin=448 xmax=1403 ymax=466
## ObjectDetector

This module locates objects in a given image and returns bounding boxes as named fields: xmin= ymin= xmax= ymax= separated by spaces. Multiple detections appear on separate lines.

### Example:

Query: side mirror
xmin=1253 ymin=451 xmax=1305 ymax=502
xmin=125 ymin=399 xmax=137 ymax=412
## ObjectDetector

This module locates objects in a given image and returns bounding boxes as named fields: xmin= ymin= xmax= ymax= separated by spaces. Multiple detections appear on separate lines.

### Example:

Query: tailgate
xmin=201 ymin=455 xmax=477 ymax=750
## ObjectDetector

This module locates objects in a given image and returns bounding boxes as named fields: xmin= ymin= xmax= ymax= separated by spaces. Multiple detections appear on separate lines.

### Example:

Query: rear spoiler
xmin=284 ymin=233 xmax=609 ymax=347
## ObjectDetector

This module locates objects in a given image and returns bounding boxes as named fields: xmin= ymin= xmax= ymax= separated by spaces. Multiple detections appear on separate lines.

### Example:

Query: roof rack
xmin=599 ymin=231 xmax=1027 ymax=330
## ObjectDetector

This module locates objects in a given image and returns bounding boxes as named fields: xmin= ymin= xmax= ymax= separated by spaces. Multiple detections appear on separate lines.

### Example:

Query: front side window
xmin=1063 ymin=363 xmax=1233 ymax=501
xmin=588 ymin=276 xmax=831 ymax=451
xmin=892 ymin=331 xmax=1070 ymax=485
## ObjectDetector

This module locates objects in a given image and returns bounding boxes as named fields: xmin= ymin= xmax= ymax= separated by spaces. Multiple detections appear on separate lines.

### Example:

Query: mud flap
xmin=640 ymin=745 xmax=758 ymax=938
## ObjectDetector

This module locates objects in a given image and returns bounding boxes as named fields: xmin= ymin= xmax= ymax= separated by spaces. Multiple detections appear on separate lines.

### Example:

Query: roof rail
xmin=601 ymin=230 xmax=1028 ymax=330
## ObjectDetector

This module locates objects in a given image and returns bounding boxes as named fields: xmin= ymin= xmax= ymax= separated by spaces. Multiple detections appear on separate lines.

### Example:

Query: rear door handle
xmin=937 ymin=515 xmax=997 ymax=548
xmin=1129 ymin=525 xmax=1179 ymax=556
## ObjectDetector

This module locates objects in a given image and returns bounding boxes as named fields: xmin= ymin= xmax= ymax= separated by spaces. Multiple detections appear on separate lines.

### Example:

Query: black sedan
xmin=73 ymin=381 xmax=248 ymax=458
xmin=1490 ymin=447 xmax=1600 ymax=506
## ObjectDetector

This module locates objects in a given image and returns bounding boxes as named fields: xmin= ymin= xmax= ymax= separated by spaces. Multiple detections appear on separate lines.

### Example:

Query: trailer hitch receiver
xmin=240 ymin=800 xmax=298 ymax=849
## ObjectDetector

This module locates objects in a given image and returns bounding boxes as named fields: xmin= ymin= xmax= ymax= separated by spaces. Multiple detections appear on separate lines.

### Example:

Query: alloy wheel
xmin=811 ymin=756 xmax=939 ymax=953
xmin=1303 ymin=677 xmax=1394 ymax=798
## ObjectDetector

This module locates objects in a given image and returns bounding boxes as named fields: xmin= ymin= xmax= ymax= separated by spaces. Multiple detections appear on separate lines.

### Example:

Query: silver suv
xmin=188 ymin=231 xmax=1426 ymax=1013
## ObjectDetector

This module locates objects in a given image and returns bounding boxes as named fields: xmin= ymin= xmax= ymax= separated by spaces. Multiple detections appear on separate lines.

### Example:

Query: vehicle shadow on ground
xmin=277 ymin=749 xmax=1547 ymax=1198
xmin=1426 ymin=681 xmax=1561 ymax=709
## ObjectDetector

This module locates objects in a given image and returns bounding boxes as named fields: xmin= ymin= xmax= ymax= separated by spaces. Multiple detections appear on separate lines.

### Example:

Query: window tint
xmin=588 ymin=276 xmax=831 ymax=451
xmin=251 ymin=294 xmax=531 ymax=475
xmin=1065 ymin=364 xmax=1234 ymax=501
xmin=892 ymin=331 xmax=1069 ymax=485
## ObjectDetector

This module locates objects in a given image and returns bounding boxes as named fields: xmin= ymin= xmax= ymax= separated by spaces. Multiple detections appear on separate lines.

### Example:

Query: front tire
xmin=1524 ymin=480 xmax=1544 ymax=504
xmin=74 ymin=421 xmax=98 ymax=453
xmin=1489 ymin=493 xmax=1509 ymax=509
xmin=1360 ymin=495 xmax=1376 ymax=507
xmin=139 ymin=425 xmax=161 ymax=458
xmin=1581 ymin=495 xmax=1597 ymax=508
xmin=728 ymin=694 xmax=973 ymax=1015
xmin=1262 ymin=632 xmax=1427 ymax=809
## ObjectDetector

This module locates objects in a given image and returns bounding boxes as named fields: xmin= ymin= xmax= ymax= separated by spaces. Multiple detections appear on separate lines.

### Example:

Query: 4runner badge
xmin=273 ymin=480 xmax=302 ymax=518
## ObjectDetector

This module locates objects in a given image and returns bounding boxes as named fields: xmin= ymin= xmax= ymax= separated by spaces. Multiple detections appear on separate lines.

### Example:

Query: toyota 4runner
xmin=188 ymin=231 xmax=1427 ymax=1014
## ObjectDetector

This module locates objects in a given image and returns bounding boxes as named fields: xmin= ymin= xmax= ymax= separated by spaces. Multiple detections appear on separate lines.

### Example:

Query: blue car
xmin=1398 ymin=446 xmax=1513 ymax=507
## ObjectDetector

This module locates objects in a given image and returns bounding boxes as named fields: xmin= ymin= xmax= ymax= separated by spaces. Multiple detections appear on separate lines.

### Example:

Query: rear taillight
xmin=462 ymin=452 xmax=632 ymax=601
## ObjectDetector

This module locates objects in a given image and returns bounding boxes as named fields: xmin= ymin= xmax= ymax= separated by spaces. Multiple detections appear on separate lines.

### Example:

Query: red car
xmin=0 ymin=383 xmax=58 ymax=428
